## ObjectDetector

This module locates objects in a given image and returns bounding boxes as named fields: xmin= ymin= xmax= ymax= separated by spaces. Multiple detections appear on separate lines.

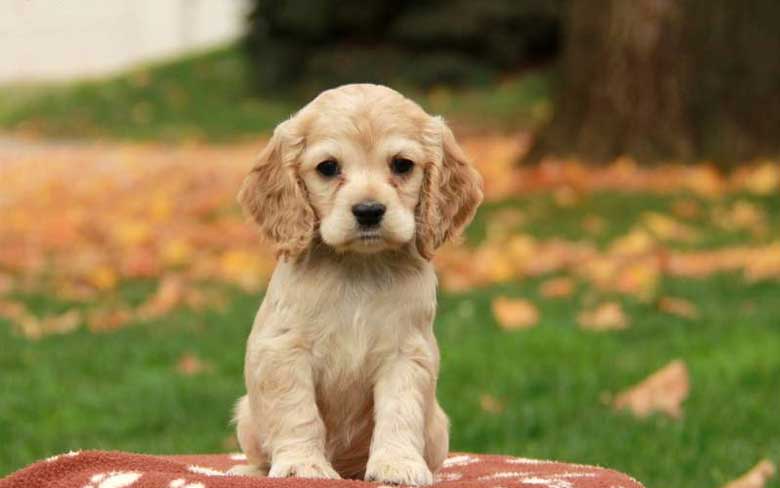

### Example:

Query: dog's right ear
xmin=238 ymin=121 xmax=316 ymax=258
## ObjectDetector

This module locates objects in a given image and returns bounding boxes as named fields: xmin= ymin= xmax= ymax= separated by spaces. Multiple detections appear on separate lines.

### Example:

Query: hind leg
xmin=228 ymin=395 xmax=269 ymax=476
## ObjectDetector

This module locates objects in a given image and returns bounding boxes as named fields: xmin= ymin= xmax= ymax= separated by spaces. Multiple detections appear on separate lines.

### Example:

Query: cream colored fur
xmin=231 ymin=84 xmax=482 ymax=485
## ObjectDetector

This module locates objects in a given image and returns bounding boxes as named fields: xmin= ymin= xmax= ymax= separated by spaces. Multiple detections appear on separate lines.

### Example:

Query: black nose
xmin=352 ymin=201 xmax=386 ymax=227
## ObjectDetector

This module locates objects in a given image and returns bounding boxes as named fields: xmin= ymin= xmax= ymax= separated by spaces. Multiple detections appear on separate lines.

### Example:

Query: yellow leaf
xmin=743 ymin=163 xmax=780 ymax=195
xmin=479 ymin=394 xmax=505 ymax=414
xmin=113 ymin=219 xmax=151 ymax=247
xmin=609 ymin=228 xmax=655 ymax=255
xmin=492 ymin=297 xmax=539 ymax=330
xmin=642 ymin=212 xmax=697 ymax=242
xmin=615 ymin=259 xmax=661 ymax=300
xmin=613 ymin=359 xmax=689 ymax=419
xmin=14 ymin=309 xmax=81 ymax=340
xmin=86 ymin=265 xmax=118 ymax=290
xmin=686 ymin=165 xmax=724 ymax=197
xmin=578 ymin=302 xmax=629 ymax=331
xmin=161 ymin=239 xmax=193 ymax=267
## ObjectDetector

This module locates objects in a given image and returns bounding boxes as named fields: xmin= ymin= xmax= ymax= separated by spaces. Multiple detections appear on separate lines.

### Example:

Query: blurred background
xmin=1 ymin=1 xmax=778 ymax=487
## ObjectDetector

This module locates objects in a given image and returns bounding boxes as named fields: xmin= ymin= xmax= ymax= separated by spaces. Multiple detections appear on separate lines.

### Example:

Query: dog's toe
xmin=365 ymin=453 xmax=433 ymax=486
xmin=227 ymin=464 xmax=267 ymax=477
xmin=269 ymin=458 xmax=341 ymax=479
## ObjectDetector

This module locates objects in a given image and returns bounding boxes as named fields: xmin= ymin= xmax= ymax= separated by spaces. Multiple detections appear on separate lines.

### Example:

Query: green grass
xmin=0 ymin=45 xmax=552 ymax=141
xmin=2 ymin=192 xmax=779 ymax=487
xmin=469 ymin=191 xmax=780 ymax=249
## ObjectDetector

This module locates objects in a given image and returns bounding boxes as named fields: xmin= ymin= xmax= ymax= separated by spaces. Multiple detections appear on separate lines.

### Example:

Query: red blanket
xmin=0 ymin=451 xmax=643 ymax=488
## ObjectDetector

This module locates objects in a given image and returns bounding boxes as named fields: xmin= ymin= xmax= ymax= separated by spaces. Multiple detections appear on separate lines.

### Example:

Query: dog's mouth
xmin=357 ymin=230 xmax=383 ymax=244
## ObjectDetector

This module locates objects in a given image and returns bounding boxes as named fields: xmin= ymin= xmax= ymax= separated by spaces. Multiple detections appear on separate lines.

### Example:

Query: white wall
xmin=0 ymin=0 xmax=250 ymax=83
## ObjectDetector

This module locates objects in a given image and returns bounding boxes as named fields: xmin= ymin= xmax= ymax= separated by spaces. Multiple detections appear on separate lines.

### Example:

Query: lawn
xmin=2 ymin=185 xmax=779 ymax=487
xmin=0 ymin=45 xmax=551 ymax=141
xmin=1 ymin=45 xmax=779 ymax=488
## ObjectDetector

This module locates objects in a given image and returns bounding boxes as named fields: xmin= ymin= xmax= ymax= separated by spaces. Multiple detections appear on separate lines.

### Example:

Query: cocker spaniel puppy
xmin=230 ymin=84 xmax=482 ymax=485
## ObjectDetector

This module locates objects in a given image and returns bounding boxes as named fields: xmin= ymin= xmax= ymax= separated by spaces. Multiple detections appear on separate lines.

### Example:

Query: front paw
xmin=365 ymin=452 xmax=433 ymax=486
xmin=227 ymin=464 xmax=267 ymax=477
xmin=269 ymin=457 xmax=341 ymax=480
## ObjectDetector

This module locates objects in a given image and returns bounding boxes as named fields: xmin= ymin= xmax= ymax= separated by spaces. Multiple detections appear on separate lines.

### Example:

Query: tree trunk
xmin=527 ymin=0 xmax=780 ymax=166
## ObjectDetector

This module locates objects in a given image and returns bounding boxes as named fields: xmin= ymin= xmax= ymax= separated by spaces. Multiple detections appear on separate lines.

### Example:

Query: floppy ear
xmin=237 ymin=122 xmax=316 ymax=258
xmin=416 ymin=117 xmax=483 ymax=259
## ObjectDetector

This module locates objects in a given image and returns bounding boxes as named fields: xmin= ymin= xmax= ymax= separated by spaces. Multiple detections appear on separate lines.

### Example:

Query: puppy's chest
xmin=309 ymin=289 xmax=402 ymax=384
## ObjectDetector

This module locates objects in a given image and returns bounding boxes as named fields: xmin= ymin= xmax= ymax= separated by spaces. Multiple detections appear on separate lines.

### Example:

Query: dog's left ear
xmin=416 ymin=117 xmax=483 ymax=259
xmin=238 ymin=120 xmax=316 ymax=259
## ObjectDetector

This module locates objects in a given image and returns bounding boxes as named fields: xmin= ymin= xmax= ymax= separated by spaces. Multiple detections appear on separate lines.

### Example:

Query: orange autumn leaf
xmin=723 ymin=460 xmax=776 ymax=488
xmin=578 ymin=302 xmax=629 ymax=331
xmin=176 ymin=352 xmax=212 ymax=376
xmin=492 ymin=297 xmax=539 ymax=330
xmin=87 ymin=307 xmax=133 ymax=332
xmin=613 ymin=359 xmax=690 ymax=419
xmin=658 ymin=296 xmax=699 ymax=319
xmin=539 ymin=276 xmax=575 ymax=298
xmin=137 ymin=274 xmax=186 ymax=320
xmin=672 ymin=199 xmax=701 ymax=220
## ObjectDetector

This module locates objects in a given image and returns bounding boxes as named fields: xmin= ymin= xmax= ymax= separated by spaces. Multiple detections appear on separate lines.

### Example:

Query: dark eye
xmin=316 ymin=160 xmax=340 ymax=178
xmin=391 ymin=157 xmax=414 ymax=175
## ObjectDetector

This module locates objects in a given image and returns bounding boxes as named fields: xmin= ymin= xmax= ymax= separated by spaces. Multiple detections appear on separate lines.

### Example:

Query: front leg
xmin=247 ymin=347 xmax=340 ymax=480
xmin=366 ymin=343 xmax=436 ymax=486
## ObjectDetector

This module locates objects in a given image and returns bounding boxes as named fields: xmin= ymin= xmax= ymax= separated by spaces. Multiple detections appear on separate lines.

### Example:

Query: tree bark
xmin=527 ymin=0 xmax=780 ymax=166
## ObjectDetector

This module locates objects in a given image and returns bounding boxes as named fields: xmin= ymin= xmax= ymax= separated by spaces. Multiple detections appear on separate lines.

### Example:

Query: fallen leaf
xmin=578 ymin=302 xmax=629 ymax=331
xmin=582 ymin=215 xmax=606 ymax=235
xmin=610 ymin=228 xmax=656 ymax=256
xmin=492 ymin=297 xmax=539 ymax=330
xmin=0 ymin=273 xmax=13 ymax=295
xmin=176 ymin=352 xmax=211 ymax=376
xmin=672 ymin=199 xmax=701 ymax=220
xmin=742 ymin=163 xmax=780 ymax=195
xmin=137 ymin=274 xmax=185 ymax=319
xmin=86 ymin=265 xmax=118 ymax=291
xmin=613 ymin=359 xmax=690 ymax=419
xmin=553 ymin=186 xmax=580 ymax=207
xmin=642 ymin=212 xmax=697 ymax=242
xmin=87 ymin=307 xmax=133 ymax=332
xmin=479 ymin=394 xmax=505 ymax=414
xmin=539 ymin=277 xmax=575 ymax=298
xmin=723 ymin=460 xmax=776 ymax=488
xmin=12 ymin=309 xmax=81 ymax=340
xmin=615 ymin=259 xmax=661 ymax=300
xmin=0 ymin=299 xmax=28 ymax=321
xmin=658 ymin=297 xmax=699 ymax=319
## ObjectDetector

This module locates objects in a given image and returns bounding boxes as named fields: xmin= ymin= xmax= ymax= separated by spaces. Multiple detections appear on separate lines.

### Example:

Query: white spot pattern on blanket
xmin=81 ymin=471 xmax=141 ymax=488
xmin=46 ymin=450 xmax=81 ymax=462
xmin=443 ymin=454 xmax=480 ymax=467
xmin=187 ymin=465 xmax=227 ymax=476
xmin=169 ymin=479 xmax=205 ymax=488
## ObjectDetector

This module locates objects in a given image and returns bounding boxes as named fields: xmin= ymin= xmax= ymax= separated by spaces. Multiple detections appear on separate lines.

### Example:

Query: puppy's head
xmin=239 ymin=84 xmax=482 ymax=259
